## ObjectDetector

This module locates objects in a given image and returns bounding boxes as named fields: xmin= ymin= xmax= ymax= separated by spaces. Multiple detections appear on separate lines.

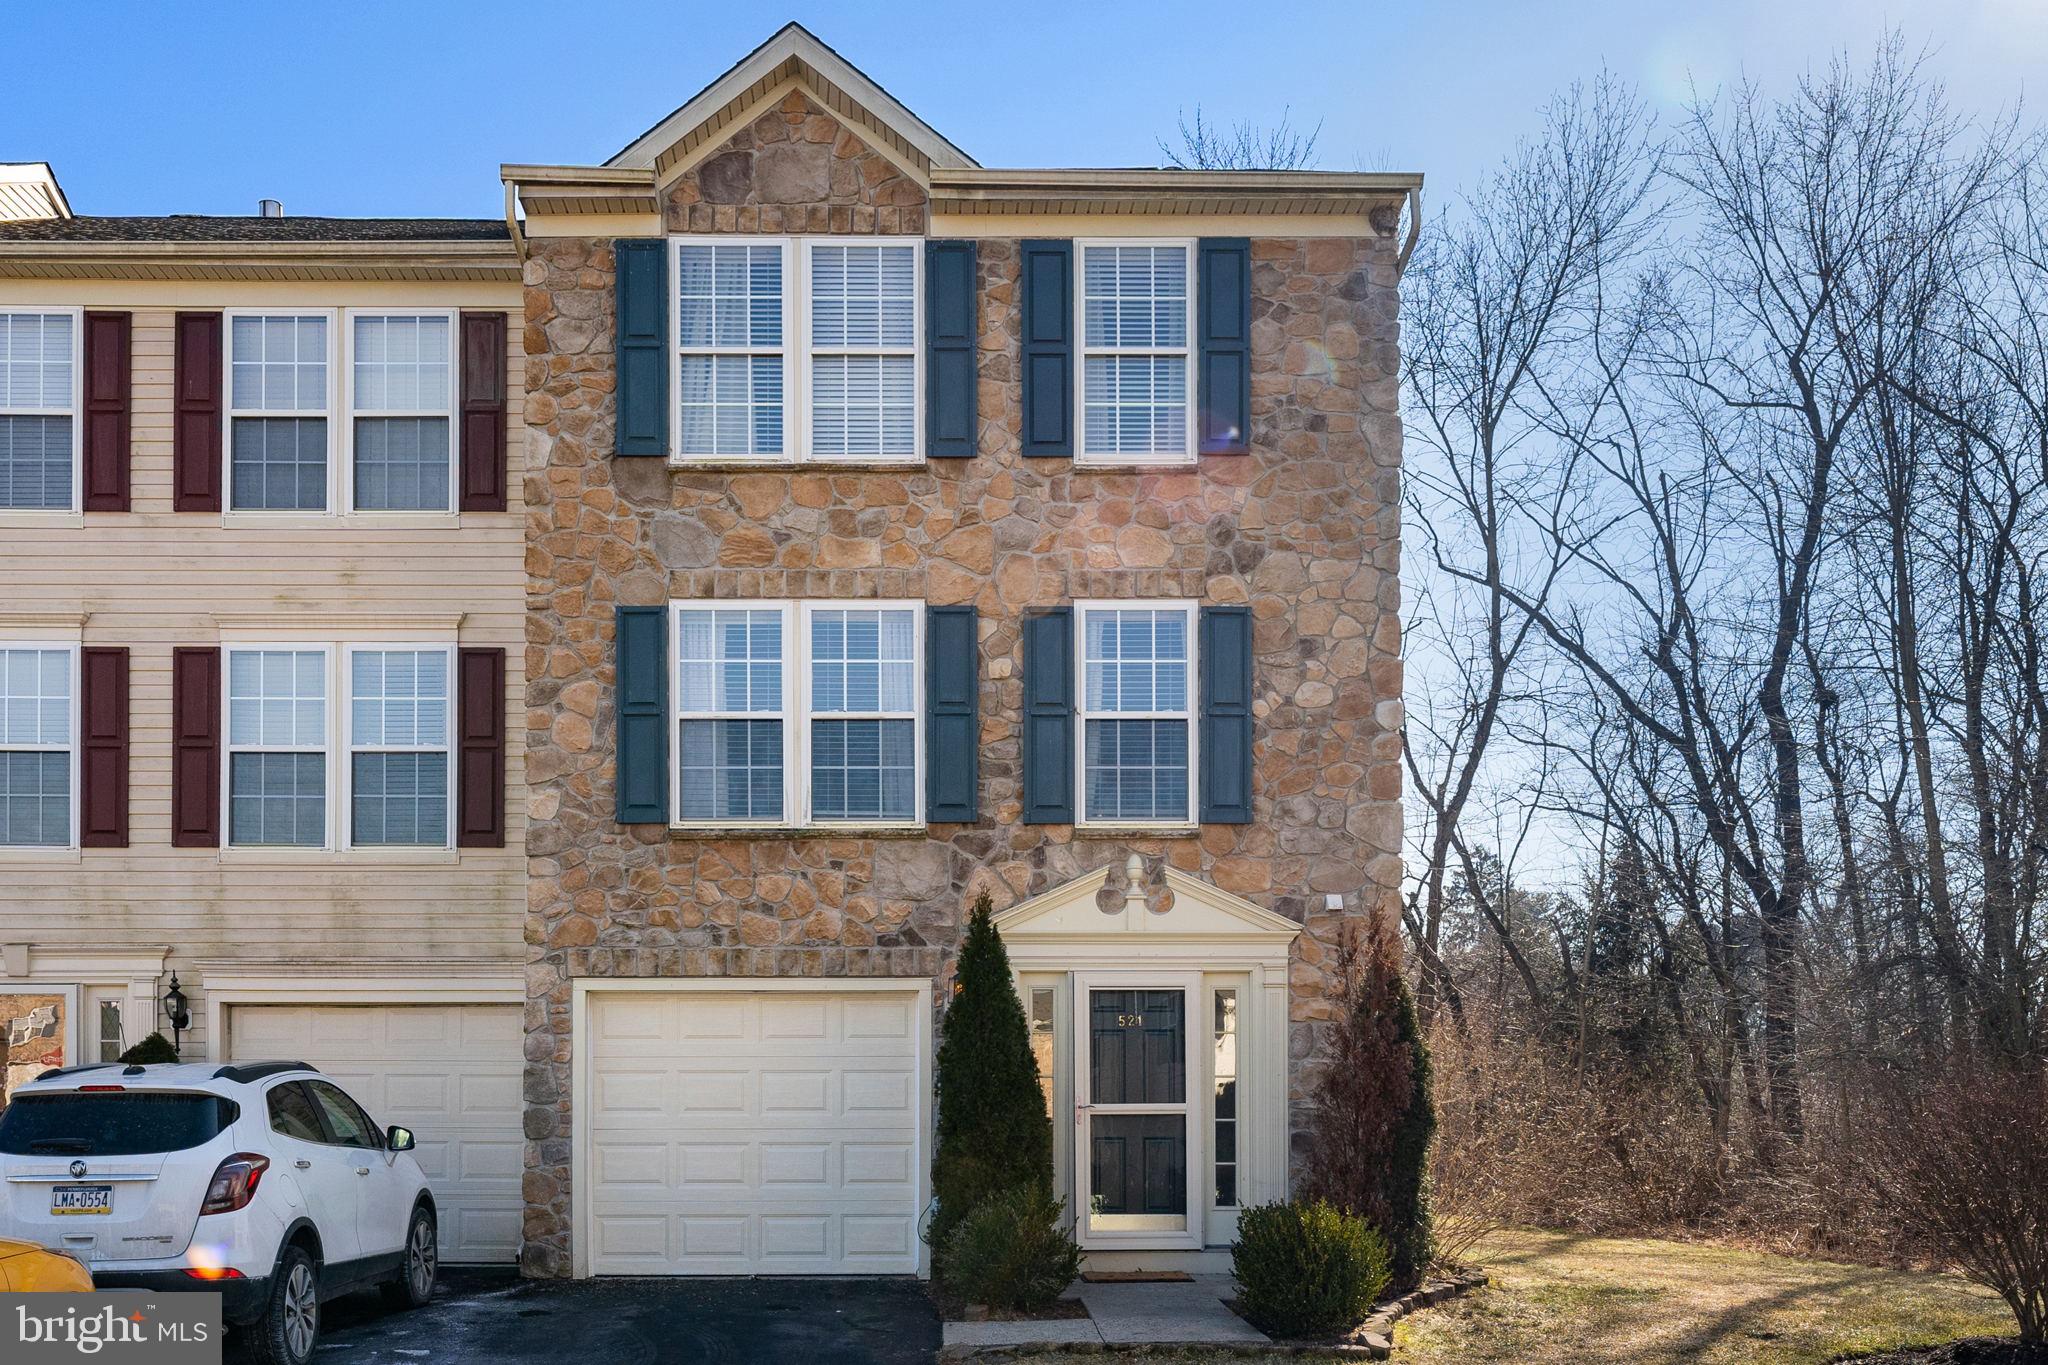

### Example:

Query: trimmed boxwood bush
xmin=939 ymin=1185 xmax=1082 ymax=1311
xmin=1231 ymin=1199 xmax=1392 ymax=1338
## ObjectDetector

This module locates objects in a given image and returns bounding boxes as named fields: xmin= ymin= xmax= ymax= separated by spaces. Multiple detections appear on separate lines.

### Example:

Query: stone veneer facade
xmin=518 ymin=92 xmax=1404 ymax=1276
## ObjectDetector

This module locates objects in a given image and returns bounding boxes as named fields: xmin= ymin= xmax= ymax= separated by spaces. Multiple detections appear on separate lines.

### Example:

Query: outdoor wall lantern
xmin=161 ymin=973 xmax=191 ymax=1058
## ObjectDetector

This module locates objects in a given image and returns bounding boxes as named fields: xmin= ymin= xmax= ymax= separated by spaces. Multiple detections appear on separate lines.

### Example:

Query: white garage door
xmin=585 ymin=989 xmax=925 ymax=1275
xmin=229 ymin=1004 xmax=523 ymax=1264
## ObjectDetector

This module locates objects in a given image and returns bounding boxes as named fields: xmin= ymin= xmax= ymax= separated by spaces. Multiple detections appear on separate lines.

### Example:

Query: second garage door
xmin=584 ymin=988 xmax=926 ymax=1275
xmin=229 ymin=1003 xmax=524 ymax=1264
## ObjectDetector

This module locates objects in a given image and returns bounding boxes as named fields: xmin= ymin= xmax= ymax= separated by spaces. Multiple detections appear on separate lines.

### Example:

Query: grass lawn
xmin=1392 ymin=1229 xmax=2014 ymax=1365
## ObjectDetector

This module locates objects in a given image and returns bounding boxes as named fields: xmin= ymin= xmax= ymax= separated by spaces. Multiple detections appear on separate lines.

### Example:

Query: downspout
xmin=502 ymin=178 xmax=528 ymax=263
xmin=1395 ymin=185 xmax=1422 ymax=276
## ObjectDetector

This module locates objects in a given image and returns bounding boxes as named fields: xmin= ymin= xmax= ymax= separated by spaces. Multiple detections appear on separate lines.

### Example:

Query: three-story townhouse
xmin=0 ymin=164 xmax=530 ymax=1266
xmin=511 ymin=25 xmax=1415 ymax=1278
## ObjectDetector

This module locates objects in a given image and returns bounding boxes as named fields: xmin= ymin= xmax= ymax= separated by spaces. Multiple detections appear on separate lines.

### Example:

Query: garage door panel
xmin=586 ymin=990 xmax=924 ymax=1276
xmin=230 ymin=1003 xmax=522 ymax=1265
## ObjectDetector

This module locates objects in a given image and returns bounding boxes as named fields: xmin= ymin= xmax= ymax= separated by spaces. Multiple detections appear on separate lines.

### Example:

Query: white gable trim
xmin=607 ymin=22 xmax=976 ymax=176
xmin=993 ymin=856 xmax=1300 ymax=964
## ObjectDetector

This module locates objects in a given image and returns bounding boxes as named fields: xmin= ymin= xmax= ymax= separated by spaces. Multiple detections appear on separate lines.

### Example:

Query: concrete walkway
xmin=942 ymin=1274 xmax=1271 ymax=1352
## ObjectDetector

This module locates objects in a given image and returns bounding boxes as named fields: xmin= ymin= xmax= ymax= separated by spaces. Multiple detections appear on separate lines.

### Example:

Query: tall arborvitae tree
xmin=1303 ymin=917 xmax=1437 ymax=1287
xmin=930 ymin=894 xmax=1053 ymax=1255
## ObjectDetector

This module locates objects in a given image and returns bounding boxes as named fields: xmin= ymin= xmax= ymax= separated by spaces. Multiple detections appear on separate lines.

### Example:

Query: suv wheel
xmin=246 ymin=1245 xmax=319 ymax=1365
xmin=381 ymin=1205 xmax=438 ymax=1310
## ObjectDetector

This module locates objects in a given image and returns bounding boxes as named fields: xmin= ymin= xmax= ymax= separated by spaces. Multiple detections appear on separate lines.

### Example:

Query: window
xmin=671 ymin=600 xmax=924 ymax=827
xmin=1078 ymin=242 xmax=1193 ymax=463
xmin=1213 ymin=988 xmax=1238 ymax=1208
xmin=1029 ymin=986 xmax=1056 ymax=1122
xmin=1077 ymin=603 xmax=1195 ymax=824
xmin=228 ymin=312 xmax=332 ymax=511
xmin=227 ymin=648 xmax=328 ymax=846
xmin=306 ymin=1080 xmax=380 ymax=1149
xmin=671 ymin=237 xmax=921 ymax=463
xmin=0 ymin=310 xmax=77 ymax=511
xmin=267 ymin=1082 xmax=326 ymax=1143
xmin=347 ymin=648 xmax=450 ymax=846
xmin=95 ymin=999 xmax=124 ymax=1064
xmin=350 ymin=313 xmax=454 ymax=511
xmin=0 ymin=646 xmax=73 ymax=848
xmin=808 ymin=607 xmax=917 ymax=821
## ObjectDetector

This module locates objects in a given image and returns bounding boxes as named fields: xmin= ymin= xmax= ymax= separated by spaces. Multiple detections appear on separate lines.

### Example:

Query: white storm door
xmin=1072 ymin=972 xmax=1201 ymax=1250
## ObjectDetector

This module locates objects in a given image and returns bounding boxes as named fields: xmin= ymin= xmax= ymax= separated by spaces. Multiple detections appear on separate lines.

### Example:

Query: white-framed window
xmin=346 ymin=647 xmax=452 ymax=846
xmin=0 ymin=644 xmax=76 ymax=848
xmin=348 ymin=312 xmax=457 ymax=512
xmin=1075 ymin=601 xmax=1197 ymax=825
xmin=1213 ymin=987 xmax=1239 ymax=1208
xmin=669 ymin=599 xmax=925 ymax=827
xmin=0 ymin=309 xmax=81 ymax=512
xmin=1076 ymin=240 xmax=1194 ymax=465
xmin=227 ymin=310 xmax=335 ymax=512
xmin=223 ymin=642 xmax=454 ymax=850
xmin=670 ymin=236 xmax=922 ymax=464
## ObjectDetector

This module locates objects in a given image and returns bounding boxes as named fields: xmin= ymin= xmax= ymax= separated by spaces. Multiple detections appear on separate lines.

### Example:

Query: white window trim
xmin=0 ymin=306 xmax=84 ymax=515
xmin=667 ymin=598 xmax=926 ymax=830
xmin=341 ymin=308 xmax=461 ymax=516
xmin=1073 ymin=239 xmax=1197 ymax=467
xmin=0 ymin=639 xmax=81 ymax=852
xmin=341 ymin=642 xmax=457 ymax=852
xmin=1073 ymin=599 xmax=1199 ymax=828
xmin=221 ymin=641 xmax=456 ymax=853
xmin=667 ymin=236 xmax=925 ymax=466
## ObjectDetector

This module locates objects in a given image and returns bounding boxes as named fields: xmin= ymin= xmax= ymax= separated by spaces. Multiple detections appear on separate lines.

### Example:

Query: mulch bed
xmin=1838 ymin=1341 xmax=2048 ymax=1365
xmin=926 ymin=1282 xmax=1092 ymax=1323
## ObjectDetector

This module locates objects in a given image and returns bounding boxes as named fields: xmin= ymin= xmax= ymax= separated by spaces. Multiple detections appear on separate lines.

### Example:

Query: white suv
xmin=0 ymin=1060 xmax=438 ymax=1365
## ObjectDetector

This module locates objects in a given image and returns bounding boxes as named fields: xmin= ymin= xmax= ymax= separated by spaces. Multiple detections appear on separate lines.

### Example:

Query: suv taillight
xmin=200 ymin=1154 xmax=269 ymax=1215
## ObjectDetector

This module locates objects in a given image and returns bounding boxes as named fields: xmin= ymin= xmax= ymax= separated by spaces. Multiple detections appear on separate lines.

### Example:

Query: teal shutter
xmin=1199 ymin=606 xmax=1253 ymax=823
xmin=1021 ymin=608 xmax=1074 ymax=822
xmin=614 ymin=239 xmax=668 ymax=457
xmin=614 ymin=605 xmax=668 ymax=823
xmin=1020 ymin=240 xmax=1073 ymax=457
xmin=925 ymin=606 xmax=979 ymax=821
xmin=925 ymin=240 xmax=978 ymax=457
xmin=1197 ymin=238 xmax=1251 ymax=455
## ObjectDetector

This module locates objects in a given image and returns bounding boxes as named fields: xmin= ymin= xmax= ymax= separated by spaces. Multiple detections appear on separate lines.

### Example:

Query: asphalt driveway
xmin=304 ymin=1268 xmax=941 ymax=1365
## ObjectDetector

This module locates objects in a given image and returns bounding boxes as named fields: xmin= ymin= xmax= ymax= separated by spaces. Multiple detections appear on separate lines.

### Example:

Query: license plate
xmin=51 ymin=1184 xmax=111 ymax=1216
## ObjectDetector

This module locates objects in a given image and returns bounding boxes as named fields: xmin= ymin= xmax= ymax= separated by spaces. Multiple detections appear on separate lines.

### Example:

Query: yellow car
xmin=0 ymin=1237 xmax=94 ymax=1291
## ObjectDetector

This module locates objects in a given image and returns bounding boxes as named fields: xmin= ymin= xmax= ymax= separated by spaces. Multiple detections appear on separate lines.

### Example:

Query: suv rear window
xmin=0 ymin=1092 xmax=240 ymax=1157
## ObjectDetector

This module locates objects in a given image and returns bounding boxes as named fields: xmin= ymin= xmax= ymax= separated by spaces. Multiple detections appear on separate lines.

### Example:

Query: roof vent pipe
xmin=258 ymin=199 xmax=283 ymax=218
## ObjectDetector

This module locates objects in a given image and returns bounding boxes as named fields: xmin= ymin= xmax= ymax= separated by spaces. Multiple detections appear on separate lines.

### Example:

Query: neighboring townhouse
xmin=0 ymin=161 xmax=530 ymax=1265
xmin=511 ymin=25 xmax=1415 ymax=1278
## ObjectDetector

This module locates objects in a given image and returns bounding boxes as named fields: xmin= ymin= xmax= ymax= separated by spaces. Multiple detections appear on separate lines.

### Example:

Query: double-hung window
xmin=225 ymin=644 xmax=453 ymax=850
xmin=347 ymin=648 xmax=451 ymax=846
xmin=349 ymin=313 xmax=455 ymax=511
xmin=0 ymin=646 xmax=74 ymax=847
xmin=228 ymin=312 xmax=333 ymax=511
xmin=671 ymin=237 xmax=921 ymax=463
xmin=227 ymin=648 xmax=328 ymax=846
xmin=1077 ymin=242 xmax=1193 ymax=464
xmin=671 ymin=600 xmax=923 ymax=827
xmin=0 ymin=310 xmax=79 ymax=511
xmin=1077 ymin=602 xmax=1196 ymax=825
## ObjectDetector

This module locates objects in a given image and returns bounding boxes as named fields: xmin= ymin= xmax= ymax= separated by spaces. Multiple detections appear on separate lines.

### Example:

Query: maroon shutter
xmin=170 ymin=647 xmax=221 ymax=847
xmin=456 ymin=646 xmax=506 ymax=847
xmin=82 ymin=312 xmax=131 ymax=511
xmin=79 ymin=647 xmax=129 ymax=847
xmin=459 ymin=312 xmax=508 ymax=512
xmin=172 ymin=312 xmax=222 ymax=512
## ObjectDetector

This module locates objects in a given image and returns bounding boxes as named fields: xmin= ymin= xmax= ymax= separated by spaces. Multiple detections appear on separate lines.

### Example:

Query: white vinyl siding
xmin=350 ymin=313 xmax=455 ymax=512
xmin=1076 ymin=602 xmax=1196 ymax=825
xmin=0 ymin=310 xmax=79 ymax=511
xmin=0 ymin=646 xmax=74 ymax=848
xmin=347 ymin=648 xmax=452 ymax=847
xmin=1077 ymin=242 xmax=1194 ymax=464
xmin=228 ymin=312 xmax=333 ymax=511
xmin=671 ymin=237 xmax=921 ymax=464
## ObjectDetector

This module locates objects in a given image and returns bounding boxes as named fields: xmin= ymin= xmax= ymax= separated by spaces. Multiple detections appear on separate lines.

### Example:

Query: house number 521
xmin=1117 ymin=1013 xmax=1145 ymax=1027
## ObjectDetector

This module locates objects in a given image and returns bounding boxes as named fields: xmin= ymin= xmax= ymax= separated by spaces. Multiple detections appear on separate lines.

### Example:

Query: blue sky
xmin=13 ymin=1 xmax=2045 ymax=221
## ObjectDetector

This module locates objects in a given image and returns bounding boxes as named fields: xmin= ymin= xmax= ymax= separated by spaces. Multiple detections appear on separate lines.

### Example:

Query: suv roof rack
xmin=34 ymin=1063 xmax=121 ymax=1081
xmin=211 ymin=1061 xmax=318 ymax=1083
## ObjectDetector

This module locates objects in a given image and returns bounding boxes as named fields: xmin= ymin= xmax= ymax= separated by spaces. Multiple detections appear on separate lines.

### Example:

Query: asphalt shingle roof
xmin=0 ymin=216 xmax=511 ymax=243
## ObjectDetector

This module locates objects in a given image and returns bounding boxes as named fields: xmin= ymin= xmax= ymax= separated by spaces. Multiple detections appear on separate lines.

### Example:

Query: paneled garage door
xmin=584 ymin=989 xmax=926 ymax=1275
xmin=229 ymin=1004 xmax=523 ymax=1264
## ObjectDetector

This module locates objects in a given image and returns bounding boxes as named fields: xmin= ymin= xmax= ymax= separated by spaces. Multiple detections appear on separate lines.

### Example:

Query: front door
xmin=1073 ymin=973 xmax=1200 ymax=1249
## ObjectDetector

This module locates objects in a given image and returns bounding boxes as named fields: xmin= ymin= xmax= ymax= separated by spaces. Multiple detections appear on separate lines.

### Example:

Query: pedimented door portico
xmin=994 ymin=857 xmax=1300 ymax=1265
